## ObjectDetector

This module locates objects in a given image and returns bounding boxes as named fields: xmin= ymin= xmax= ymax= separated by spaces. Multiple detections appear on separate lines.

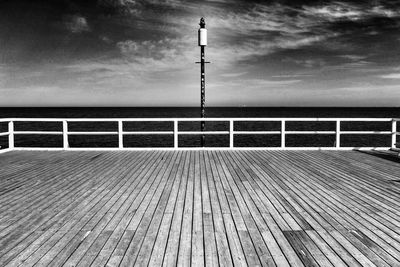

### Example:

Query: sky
xmin=0 ymin=0 xmax=400 ymax=107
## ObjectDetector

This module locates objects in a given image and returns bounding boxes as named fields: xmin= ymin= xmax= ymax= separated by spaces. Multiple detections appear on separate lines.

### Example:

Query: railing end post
xmin=8 ymin=121 xmax=14 ymax=150
xmin=118 ymin=120 xmax=123 ymax=149
xmin=336 ymin=120 xmax=341 ymax=149
xmin=281 ymin=120 xmax=285 ymax=148
xmin=392 ymin=119 xmax=397 ymax=149
xmin=63 ymin=120 xmax=69 ymax=149
xmin=174 ymin=120 xmax=178 ymax=149
xmin=229 ymin=120 xmax=234 ymax=148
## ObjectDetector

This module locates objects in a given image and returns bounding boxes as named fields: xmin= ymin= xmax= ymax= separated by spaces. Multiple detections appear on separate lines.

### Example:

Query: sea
xmin=1 ymin=107 xmax=399 ymax=148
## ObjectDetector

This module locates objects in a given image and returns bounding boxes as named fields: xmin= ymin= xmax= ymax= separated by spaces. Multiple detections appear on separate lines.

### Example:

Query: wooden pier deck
xmin=0 ymin=150 xmax=399 ymax=266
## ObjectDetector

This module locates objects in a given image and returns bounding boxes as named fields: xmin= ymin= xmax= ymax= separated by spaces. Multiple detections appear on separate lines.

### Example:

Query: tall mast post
xmin=197 ymin=17 xmax=210 ymax=147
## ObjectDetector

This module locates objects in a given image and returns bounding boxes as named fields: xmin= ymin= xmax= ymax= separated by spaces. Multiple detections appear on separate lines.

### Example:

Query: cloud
xmin=282 ymin=58 xmax=326 ymax=68
xmin=97 ymin=0 xmax=142 ymax=15
xmin=206 ymin=32 xmax=336 ymax=68
xmin=193 ymin=3 xmax=342 ymax=66
xmin=64 ymin=15 xmax=90 ymax=33
xmin=210 ymin=78 xmax=302 ymax=90
xmin=220 ymin=72 xmax=247 ymax=78
xmin=277 ymin=33 xmax=338 ymax=49
xmin=380 ymin=73 xmax=400 ymax=79
xmin=304 ymin=3 xmax=363 ymax=21
xmin=370 ymin=5 xmax=400 ymax=18
xmin=335 ymin=54 xmax=371 ymax=69
xmin=271 ymin=74 xmax=313 ymax=78
xmin=109 ymin=2 xmax=336 ymax=73
xmin=338 ymin=55 xmax=367 ymax=61
xmin=250 ymin=79 xmax=302 ymax=87
xmin=116 ymin=37 xmax=196 ymax=72
xmin=110 ymin=1 xmax=390 ymax=71
xmin=208 ymin=4 xmax=305 ymax=35
xmin=303 ymin=2 xmax=400 ymax=22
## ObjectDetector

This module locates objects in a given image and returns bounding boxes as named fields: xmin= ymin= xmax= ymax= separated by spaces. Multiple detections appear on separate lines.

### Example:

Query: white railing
xmin=0 ymin=118 xmax=399 ymax=151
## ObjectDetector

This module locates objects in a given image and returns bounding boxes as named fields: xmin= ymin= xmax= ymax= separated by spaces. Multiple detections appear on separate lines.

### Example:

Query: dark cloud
xmin=0 ymin=0 xmax=104 ymax=64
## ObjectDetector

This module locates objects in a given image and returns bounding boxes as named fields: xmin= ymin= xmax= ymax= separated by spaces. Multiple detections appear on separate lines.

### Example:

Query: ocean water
xmin=0 ymin=107 xmax=399 ymax=148
xmin=1 ymin=107 xmax=400 ymax=118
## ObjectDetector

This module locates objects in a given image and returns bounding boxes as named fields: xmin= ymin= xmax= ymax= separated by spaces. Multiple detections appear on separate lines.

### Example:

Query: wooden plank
xmin=161 ymin=151 xmax=191 ymax=266
xmin=0 ymin=151 xmax=144 ymax=265
xmin=134 ymin=152 xmax=184 ymax=266
xmin=288 ymin=152 xmax=398 ymax=265
xmin=255 ymin=150 xmax=395 ymax=266
xmin=177 ymin=151 xmax=194 ymax=267
xmin=191 ymin=151 xmax=204 ymax=266
xmin=330 ymin=230 xmax=377 ymax=267
xmin=0 ymin=152 xmax=113 ymax=233
xmin=293 ymin=230 xmax=334 ymax=267
xmin=206 ymin=151 xmax=246 ymax=267
xmin=241 ymin=150 xmax=378 ymax=266
xmin=111 ymin=151 xmax=181 ymax=266
xmin=20 ymin=151 xmax=162 ymax=266
xmin=200 ymin=151 xmax=219 ymax=267
xmin=62 ymin=151 xmax=166 ymax=266
xmin=305 ymin=230 xmax=347 ymax=267
xmin=146 ymin=152 xmax=187 ymax=266
xmin=212 ymin=151 xmax=262 ymax=266
xmin=283 ymin=231 xmax=318 ymax=267
xmin=215 ymin=151 xmax=270 ymax=266
xmin=270 ymin=150 xmax=400 ymax=260
xmin=0 ymin=151 xmax=99 ymax=215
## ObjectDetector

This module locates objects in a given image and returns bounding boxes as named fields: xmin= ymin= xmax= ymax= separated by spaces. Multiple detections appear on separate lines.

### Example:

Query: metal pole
xmin=200 ymin=45 xmax=205 ymax=147
xmin=196 ymin=17 xmax=209 ymax=147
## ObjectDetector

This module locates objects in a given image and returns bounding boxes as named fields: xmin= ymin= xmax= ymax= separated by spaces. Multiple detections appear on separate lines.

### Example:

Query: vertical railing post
xmin=8 ymin=121 xmax=14 ymax=149
xmin=118 ymin=120 xmax=123 ymax=149
xmin=392 ymin=119 xmax=397 ymax=149
xmin=336 ymin=120 xmax=341 ymax=149
xmin=281 ymin=120 xmax=285 ymax=148
xmin=174 ymin=120 xmax=178 ymax=149
xmin=229 ymin=119 xmax=234 ymax=148
xmin=63 ymin=120 xmax=69 ymax=149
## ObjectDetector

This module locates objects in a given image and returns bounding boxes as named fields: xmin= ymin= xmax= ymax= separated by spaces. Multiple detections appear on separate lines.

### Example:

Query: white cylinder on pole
xmin=198 ymin=28 xmax=207 ymax=46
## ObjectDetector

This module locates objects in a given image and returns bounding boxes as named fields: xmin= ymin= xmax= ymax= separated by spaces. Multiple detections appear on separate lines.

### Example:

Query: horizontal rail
xmin=9 ymin=130 xmax=397 ymax=136
xmin=123 ymin=131 xmax=174 ymax=135
xmin=179 ymin=131 xmax=230 ymax=135
xmin=235 ymin=131 xmax=282 ymax=135
xmin=340 ymin=131 xmax=393 ymax=134
xmin=4 ymin=117 xmax=399 ymax=122
xmin=14 ymin=131 xmax=63 ymax=135
xmin=68 ymin=131 xmax=119 ymax=135
xmin=232 ymin=118 xmax=396 ymax=122
xmin=285 ymin=131 xmax=336 ymax=134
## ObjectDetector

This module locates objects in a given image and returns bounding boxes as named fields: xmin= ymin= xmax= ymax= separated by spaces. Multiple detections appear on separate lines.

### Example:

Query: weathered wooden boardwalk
xmin=0 ymin=150 xmax=399 ymax=266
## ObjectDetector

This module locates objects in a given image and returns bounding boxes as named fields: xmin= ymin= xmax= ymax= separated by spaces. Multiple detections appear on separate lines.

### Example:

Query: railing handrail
xmin=1 ymin=117 xmax=399 ymax=122
xmin=0 ymin=117 xmax=398 ymax=151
